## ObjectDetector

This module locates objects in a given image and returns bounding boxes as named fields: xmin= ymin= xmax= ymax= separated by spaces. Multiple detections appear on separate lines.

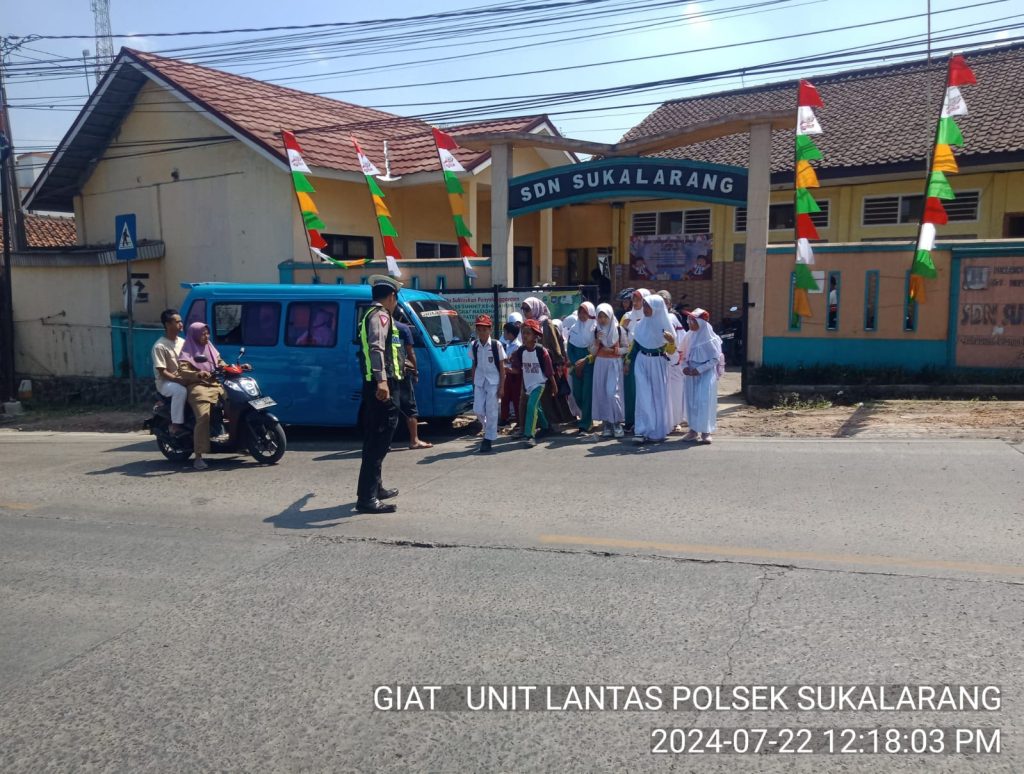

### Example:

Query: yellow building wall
xmin=764 ymin=246 xmax=952 ymax=340
xmin=614 ymin=169 xmax=1024 ymax=271
xmin=78 ymin=81 xmax=293 ymax=319
xmin=13 ymin=265 xmax=117 ymax=377
xmin=300 ymin=145 xmax=566 ymax=287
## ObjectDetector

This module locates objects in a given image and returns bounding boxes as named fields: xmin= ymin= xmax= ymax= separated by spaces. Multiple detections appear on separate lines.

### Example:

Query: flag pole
xmin=353 ymin=137 xmax=401 ymax=277
xmin=907 ymin=55 xmax=952 ymax=309
xmin=792 ymin=81 xmax=800 ymax=329
xmin=431 ymin=128 xmax=477 ymax=281
xmin=280 ymin=129 xmax=319 ymax=283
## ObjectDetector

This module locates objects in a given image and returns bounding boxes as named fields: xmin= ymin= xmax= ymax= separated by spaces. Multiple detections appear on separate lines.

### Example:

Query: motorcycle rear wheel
xmin=246 ymin=418 xmax=286 ymax=464
xmin=157 ymin=435 xmax=192 ymax=463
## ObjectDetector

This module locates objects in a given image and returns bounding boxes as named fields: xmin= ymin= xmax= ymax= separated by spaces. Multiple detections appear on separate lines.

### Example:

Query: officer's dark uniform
xmin=356 ymin=277 xmax=404 ymax=512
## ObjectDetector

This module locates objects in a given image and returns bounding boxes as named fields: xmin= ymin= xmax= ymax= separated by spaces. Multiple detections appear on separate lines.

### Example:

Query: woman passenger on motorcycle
xmin=177 ymin=322 xmax=228 ymax=471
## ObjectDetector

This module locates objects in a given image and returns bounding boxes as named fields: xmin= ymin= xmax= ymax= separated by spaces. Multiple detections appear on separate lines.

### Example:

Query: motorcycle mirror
xmin=193 ymin=354 xmax=208 ymax=363
xmin=237 ymin=346 xmax=246 ymax=363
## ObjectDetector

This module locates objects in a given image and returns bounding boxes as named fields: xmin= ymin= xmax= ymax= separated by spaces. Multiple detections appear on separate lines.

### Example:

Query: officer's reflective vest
xmin=359 ymin=305 xmax=403 ymax=382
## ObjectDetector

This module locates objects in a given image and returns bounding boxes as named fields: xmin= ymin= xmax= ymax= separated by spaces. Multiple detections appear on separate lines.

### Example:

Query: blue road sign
xmin=115 ymin=214 xmax=137 ymax=261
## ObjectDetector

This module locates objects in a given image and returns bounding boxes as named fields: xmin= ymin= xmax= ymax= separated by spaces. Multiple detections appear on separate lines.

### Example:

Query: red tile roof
xmin=130 ymin=50 xmax=551 ymax=175
xmin=0 ymin=214 xmax=76 ymax=251
xmin=621 ymin=42 xmax=1024 ymax=178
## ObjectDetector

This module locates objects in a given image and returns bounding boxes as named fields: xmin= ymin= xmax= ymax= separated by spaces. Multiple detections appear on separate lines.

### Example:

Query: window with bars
xmin=861 ymin=193 xmax=980 ymax=225
xmin=734 ymin=202 xmax=829 ymax=232
xmin=415 ymin=241 xmax=459 ymax=259
xmin=945 ymin=191 xmax=980 ymax=221
xmin=632 ymin=209 xmax=711 ymax=235
xmin=322 ymin=233 xmax=374 ymax=262
xmin=631 ymin=212 xmax=657 ymax=235
xmin=862 ymin=195 xmax=924 ymax=225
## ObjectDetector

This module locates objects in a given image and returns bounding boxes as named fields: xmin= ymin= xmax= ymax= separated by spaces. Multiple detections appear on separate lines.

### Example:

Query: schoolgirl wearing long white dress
xmin=589 ymin=303 xmax=627 ymax=438
xmin=620 ymin=288 xmax=650 ymax=429
xmin=682 ymin=308 xmax=723 ymax=444
xmin=656 ymin=290 xmax=688 ymax=433
xmin=625 ymin=294 xmax=676 ymax=444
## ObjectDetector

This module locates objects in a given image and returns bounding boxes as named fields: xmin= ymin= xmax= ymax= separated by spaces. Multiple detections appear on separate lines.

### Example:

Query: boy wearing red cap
xmin=507 ymin=318 xmax=558 ymax=448
xmin=471 ymin=314 xmax=506 ymax=453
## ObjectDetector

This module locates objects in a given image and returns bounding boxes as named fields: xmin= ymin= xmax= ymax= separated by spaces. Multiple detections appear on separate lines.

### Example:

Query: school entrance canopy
xmin=452 ymin=110 xmax=794 ymax=366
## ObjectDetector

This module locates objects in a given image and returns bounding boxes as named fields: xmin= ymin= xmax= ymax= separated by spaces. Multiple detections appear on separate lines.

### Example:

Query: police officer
xmin=356 ymin=275 xmax=404 ymax=514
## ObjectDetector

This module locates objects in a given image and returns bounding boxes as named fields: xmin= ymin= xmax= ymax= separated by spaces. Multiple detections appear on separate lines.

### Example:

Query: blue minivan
xmin=180 ymin=283 xmax=475 ymax=427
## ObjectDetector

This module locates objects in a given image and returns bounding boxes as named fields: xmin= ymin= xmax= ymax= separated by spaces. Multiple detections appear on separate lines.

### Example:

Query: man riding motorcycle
xmin=151 ymin=309 xmax=186 ymax=437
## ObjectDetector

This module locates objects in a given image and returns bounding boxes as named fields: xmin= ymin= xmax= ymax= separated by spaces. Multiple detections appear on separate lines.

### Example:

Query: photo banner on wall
xmin=628 ymin=234 xmax=713 ymax=281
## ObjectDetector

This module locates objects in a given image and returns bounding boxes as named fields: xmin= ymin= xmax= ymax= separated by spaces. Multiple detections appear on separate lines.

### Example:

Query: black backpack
xmin=472 ymin=339 xmax=501 ymax=371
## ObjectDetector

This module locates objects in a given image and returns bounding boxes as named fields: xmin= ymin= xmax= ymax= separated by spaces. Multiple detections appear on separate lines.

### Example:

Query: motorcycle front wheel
xmin=246 ymin=417 xmax=287 ymax=464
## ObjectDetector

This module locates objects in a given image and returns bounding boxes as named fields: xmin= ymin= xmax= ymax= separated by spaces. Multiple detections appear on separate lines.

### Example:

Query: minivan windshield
xmin=407 ymin=300 xmax=473 ymax=348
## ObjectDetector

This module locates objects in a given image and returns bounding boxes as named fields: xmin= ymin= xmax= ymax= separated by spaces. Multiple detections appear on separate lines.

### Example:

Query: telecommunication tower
xmin=91 ymin=0 xmax=114 ymax=80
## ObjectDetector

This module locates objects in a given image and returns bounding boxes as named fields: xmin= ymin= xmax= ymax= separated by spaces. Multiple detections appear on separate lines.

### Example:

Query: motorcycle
xmin=144 ymin=347 xmax=287 ymax=465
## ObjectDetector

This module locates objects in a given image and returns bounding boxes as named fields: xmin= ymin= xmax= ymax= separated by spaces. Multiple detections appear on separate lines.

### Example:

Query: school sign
xmin=507 ymin=157 xmax=748 ymax=217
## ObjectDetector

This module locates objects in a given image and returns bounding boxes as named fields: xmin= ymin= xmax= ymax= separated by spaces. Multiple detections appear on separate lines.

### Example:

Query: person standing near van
xmin=356 ymin=276 xmax=404 ymax=514
xmin=395 ymin=318 xmax=432 ymax=450
xmin=470 ymin=314 xmax=506 ymax=453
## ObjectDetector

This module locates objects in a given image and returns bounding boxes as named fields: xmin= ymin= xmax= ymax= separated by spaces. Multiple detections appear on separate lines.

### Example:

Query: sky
xmin=2 ymin=0 xmax=1019 ymax=158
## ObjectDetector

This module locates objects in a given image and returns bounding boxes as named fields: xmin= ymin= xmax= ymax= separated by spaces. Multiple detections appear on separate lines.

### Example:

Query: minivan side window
xmin=213 ymin=302 xmax=280 ymax=346
xmin=286 ymin=302 xmax=339 ymax=347
xmin=185 ymin=299 xmax=206 ymax=329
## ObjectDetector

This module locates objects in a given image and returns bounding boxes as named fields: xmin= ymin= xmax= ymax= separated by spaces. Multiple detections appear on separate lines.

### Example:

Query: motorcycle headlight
xmin=235 ymin=377 xmax=260 ymax=397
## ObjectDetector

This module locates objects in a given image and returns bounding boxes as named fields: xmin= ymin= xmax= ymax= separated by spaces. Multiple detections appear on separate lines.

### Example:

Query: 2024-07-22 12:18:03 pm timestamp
xmin=649 ymin=726 xmax=1002 ymax=755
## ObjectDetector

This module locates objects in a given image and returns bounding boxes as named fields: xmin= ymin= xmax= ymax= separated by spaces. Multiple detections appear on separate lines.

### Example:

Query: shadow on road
xmin=584 ymin=437 xmax=702 ymax=457
xmin=263 ymin=493 xmax=356 ymax=529
xmin=85 ymin=456 xmax=252 ymax=477
xmin=104 ymin=440 xmax=159 ymax=453
xmin=311 ymin=449 xmax=364 ymax=462
xmin=85 ymin=459 xmax=186 ymax=477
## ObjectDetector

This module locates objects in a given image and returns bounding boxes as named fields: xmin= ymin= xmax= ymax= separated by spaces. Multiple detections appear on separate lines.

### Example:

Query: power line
xmin=12 ymin=0 xmax=618 ymax=40
xmin=6 ymin=2 xmax=1012 ymax=110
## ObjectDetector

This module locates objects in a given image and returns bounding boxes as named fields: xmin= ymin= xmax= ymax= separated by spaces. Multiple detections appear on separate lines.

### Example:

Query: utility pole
xmin=0 ymin=39 xmax=23 ymax=402
xmin=0 ymin=128 xmax=14 ymax=402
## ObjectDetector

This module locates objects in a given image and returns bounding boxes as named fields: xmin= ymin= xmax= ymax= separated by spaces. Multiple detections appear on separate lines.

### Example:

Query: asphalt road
xmin=1 ymin=428 xmax=1022 ymax=772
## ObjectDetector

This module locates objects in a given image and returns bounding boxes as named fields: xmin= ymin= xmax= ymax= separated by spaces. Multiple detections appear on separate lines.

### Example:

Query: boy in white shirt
xmin=470 ymin=314 xmax=506 ymax=453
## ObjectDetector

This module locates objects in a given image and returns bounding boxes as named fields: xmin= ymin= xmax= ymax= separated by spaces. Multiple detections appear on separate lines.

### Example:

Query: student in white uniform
xmin=620 ymin=288 xmax=650 ymax=430
xmin=624 ymin=294 xmax=676 ymax=444
xmin=499 ymin=312 xmax=522 ymax=425
xmin=470 ymin=314 xmax=506 ymax=454
xmin=682 ymin=308 xmax=723 ymax=444
xmin=589 ymin=303 xmax=627 ymax=438
xmin=657 ymin=290 xmax=687 ymax=433
xmin=507 ymin=319 xmax=558 ymax=448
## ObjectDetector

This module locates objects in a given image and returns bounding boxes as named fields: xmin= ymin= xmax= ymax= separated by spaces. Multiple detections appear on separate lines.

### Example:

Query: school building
xmin=11 ymin=41 xmax=1024 ymax=382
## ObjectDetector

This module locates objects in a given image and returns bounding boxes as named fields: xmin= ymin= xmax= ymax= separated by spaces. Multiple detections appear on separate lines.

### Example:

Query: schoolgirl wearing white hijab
xmin=657 ymin=290 xmax=687 ymax=433
xmin=566 ymin=301 xmax=597 ymax=432
xmin=682 ymin=308 xmax=723 ymax=444
xmin=621 ymin=288 xmax=650 ymax=430
xmin=589 ymin=303 xmax=627 ymax=438
xmin=624 ymin=294 xmax=676 ymax=444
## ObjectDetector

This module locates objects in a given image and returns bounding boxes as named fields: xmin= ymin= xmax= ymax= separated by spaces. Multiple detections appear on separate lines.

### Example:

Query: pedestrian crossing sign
xmin=115 ymin=214 xmax=137 ymax=260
